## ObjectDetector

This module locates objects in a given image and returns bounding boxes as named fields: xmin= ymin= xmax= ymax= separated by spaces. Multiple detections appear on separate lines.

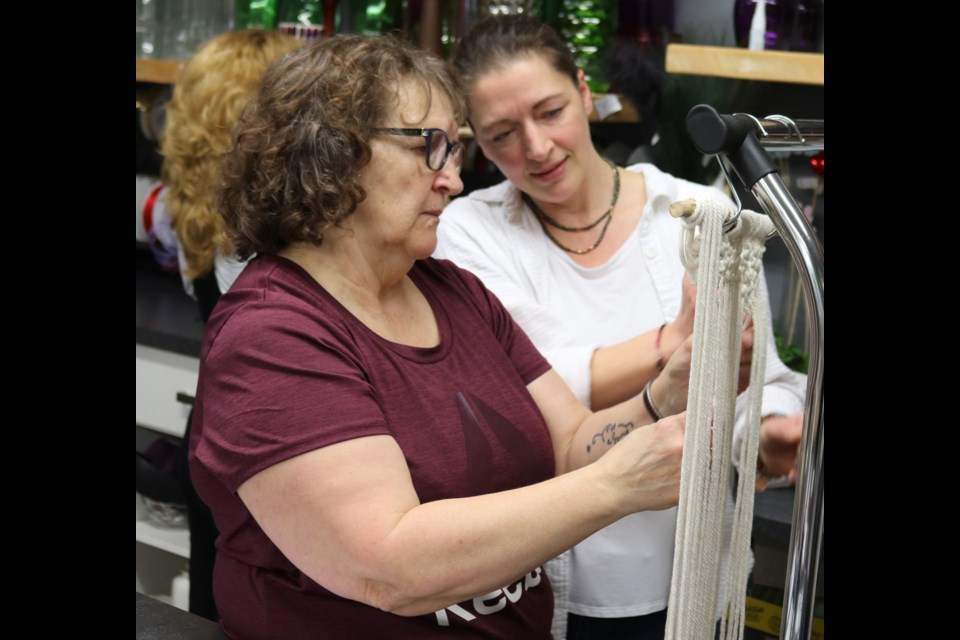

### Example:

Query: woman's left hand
xmin=650 ymin=335 xmax=693 ymax=417
xmin=756 ymin=413 xmax=803 ymax=490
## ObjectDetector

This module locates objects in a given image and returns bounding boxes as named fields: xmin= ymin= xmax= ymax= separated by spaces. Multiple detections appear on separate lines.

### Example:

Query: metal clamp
xmin=713 ymin=155 xmax=778 ymax=240
xmin=715 ymin=155 xmax=743 ymax=233
xmin=732 ymin=112 xmax=768 ymax=138
xmin=765 ymin=114 xmax=806 ymax=145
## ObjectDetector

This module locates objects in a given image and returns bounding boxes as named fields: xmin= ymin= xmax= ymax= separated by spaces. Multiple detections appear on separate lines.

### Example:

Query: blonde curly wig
xmin=161 ymin=29 xmax=301 ymax=279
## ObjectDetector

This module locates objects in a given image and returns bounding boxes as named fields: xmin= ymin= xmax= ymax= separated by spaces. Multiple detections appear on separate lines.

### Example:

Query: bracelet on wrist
xmin=642 ymin=379 xmax=663 ymax=422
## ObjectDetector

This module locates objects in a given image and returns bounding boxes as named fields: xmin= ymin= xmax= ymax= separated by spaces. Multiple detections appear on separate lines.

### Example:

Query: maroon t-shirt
xmin=190 ymin=255 xmax=556 ymax=639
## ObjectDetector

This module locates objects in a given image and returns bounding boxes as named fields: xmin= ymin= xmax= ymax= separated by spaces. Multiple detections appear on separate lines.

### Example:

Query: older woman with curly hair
xmin=161 ymin=28 xmax=301 ymax=320
xmin=189 ymin=34 xmax=691 ymax=639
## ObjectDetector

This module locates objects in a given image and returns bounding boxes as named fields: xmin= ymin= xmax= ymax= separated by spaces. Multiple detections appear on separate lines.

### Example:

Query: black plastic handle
xmin=685 ymin=104 xmax=777 ymax=190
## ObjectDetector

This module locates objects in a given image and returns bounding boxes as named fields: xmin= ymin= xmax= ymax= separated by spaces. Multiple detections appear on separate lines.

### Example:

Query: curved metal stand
xmin=685 ymin=105 xmax=824 ymax=640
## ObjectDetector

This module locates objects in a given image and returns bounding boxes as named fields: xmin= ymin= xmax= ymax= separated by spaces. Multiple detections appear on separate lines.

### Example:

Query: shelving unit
xmin=136 ymin=58 xmax=184 ymax=84
xmin=142 ymin=47 xmax=827 ymax=87
xmin=135 ymin=345 xmax=199 ymax=439
xmin=136 ymin=516 xmax=190 ymax=559
xmin=665 ymin=44 xmax=824 ymax=86
xmin=136 ymin=492 xmax=190 ymax=608
xmin=136 ymin=291 xmax=199 ymax=607
xmin=136 ymin=56 xmax=640 ymax=125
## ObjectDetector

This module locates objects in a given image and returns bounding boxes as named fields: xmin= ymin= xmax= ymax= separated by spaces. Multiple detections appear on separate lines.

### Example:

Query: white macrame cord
xmin=664 ymin=196 xmax=775 ymax=640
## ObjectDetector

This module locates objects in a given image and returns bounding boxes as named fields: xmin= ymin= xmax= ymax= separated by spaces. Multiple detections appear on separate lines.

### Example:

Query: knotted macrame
xmin=664 ymin=196 xmax=775 ymax=640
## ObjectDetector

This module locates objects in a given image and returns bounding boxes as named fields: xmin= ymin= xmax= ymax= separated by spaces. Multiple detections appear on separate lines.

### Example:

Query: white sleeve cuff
xmin=760 ymin=380 xmax=808 ymax=419
xmin=732 ymin=382 xmax=807 ymax=471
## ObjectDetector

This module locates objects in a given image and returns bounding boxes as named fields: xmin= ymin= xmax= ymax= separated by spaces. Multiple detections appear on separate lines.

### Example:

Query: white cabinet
xmin=136 ymin=344 xmax=200 ymax=438
xmin=136 ymin=343 xmax=199 ymax=607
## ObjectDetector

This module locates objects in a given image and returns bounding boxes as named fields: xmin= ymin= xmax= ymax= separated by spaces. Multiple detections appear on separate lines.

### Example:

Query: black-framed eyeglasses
xmin=372 ymin=128 xmax=465 ymax=174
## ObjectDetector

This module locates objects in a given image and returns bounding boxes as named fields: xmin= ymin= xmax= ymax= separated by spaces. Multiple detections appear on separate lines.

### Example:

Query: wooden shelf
xmin=137 ymin=59 xmax=185 ymax=84
xmin=665 ymin=45 xmax=823 ymax=86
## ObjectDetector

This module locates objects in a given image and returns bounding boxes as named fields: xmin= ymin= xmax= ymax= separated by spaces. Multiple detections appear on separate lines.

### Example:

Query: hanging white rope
xmin=664 ymin=196 xmax=775 ymax=640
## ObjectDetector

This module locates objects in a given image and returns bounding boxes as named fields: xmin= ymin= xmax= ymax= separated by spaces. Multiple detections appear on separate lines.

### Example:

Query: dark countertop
xmin=136 ymin=265 xmax=204 ymax=358
xmin=136 ymin=593 xmax=221 ymax=639
xmin=752 ymin=486 xmax=797 ymax=548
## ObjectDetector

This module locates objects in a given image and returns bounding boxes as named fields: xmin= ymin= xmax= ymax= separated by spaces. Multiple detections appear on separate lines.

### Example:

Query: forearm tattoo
xmin=586 ymin=421 xmax=635 ymax=454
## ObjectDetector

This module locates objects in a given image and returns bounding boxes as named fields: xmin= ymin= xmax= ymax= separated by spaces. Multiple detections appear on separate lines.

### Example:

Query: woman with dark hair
xmin=435 ymin=14 xmax=807 ymax=640
xmin=189 ymin=33 xmax=690 ymax=639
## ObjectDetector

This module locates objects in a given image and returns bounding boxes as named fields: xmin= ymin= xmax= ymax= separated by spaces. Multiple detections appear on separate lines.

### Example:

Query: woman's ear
xmin=576 ymin=68 xmax=593 ymax=118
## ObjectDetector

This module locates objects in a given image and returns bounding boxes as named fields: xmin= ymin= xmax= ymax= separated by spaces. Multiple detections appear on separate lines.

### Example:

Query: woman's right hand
xmin=596 ymin=412 xmax=686 ymax=513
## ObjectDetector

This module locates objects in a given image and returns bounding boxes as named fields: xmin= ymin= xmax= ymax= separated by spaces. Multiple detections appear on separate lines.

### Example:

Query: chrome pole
xmin=751 ymin=174 xmax=824 ymax=640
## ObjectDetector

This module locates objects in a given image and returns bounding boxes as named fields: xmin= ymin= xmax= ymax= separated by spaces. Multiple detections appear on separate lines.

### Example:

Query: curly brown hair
xmin=218 ymin=34 xmax=466 ymax=259
xmin=161 ymin=29 xmax=302 ymax=279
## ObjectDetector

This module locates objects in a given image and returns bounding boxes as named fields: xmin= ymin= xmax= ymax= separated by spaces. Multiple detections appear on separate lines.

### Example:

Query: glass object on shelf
xmin=139 ymin=0 xmax=235 ymax=60
xmin=172 ymin=570 xmax=190 ymax=611
xmin=448 ymin=0 xmax=481 ymax=54
xmin=378 ymin=0 xmax=413 ymax=39
xmin=136 ymin=0 xmax=159 ymax=58
xmin=789 ymin=0 xmax=822 ymax=52
xmin=142 ymin=495 xmax=188 ymax=528
xmin=559 ymin=0 xmax=617 ymax=93
xmin=535 ymin=0 xmax=562 ymax=31
xmin=137 ymin=0 xmax=233 ymax=60
xmin=277 ymin=0 xmax=325 ymax=41
xmin=616 ymin=0 xmax=676 ymax=45
xmin=734 ymin=0 xmax=788 ymax=50
xmin=481 ymin=1 xmax=535 ymax=15
xmin=235 ymin=0 xmax=278 ymax=29
xmin=734 ymin=0 xmax=821 ymax=52
xmin=338 ymin=0 xmax=391 ymax=35
xmin=396 ymin=0 xmax=479 ymax=56
xmin=185 ymin=0 xmax=234 ymax=55
xmin=419 ymin=0 xmax=444 ymax=55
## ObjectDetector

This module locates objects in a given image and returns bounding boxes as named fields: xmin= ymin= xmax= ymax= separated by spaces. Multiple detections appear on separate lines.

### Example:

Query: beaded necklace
xmin=521 ymin=160 xmax=621 ymax=255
